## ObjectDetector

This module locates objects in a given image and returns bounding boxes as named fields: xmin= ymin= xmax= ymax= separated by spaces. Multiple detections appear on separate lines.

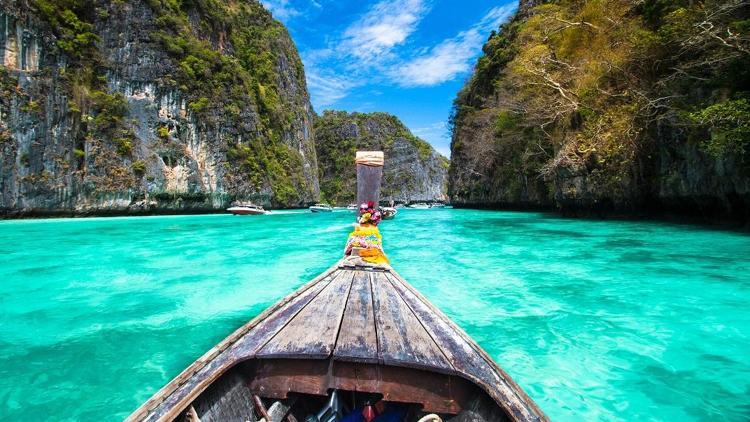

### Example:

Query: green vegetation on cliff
xmin=450 ymin=0 xmax=750 ymax=218
xmin=3 ymin=0 xmax=317 ymax=211
xmin=145 ymin=0 xmax=313 ymax=205
xmin=315 ymin=111 xmax=448 ymax=205
xmin=24 ymin=1 xmax=140 ymax=191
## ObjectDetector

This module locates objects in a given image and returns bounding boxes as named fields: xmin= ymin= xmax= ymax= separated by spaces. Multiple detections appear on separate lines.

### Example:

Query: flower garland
xmin=358 ymin=201 xmax=382 ymax=226
xmin=344 ymin=201 xmax=389 ymax=264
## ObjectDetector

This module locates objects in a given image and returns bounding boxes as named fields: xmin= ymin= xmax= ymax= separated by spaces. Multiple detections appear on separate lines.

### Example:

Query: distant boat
xmin=430 ymin=202 xmax=446 ymax=208
xmin=346 ymin=203 xmax=358 ymax=212
xmin=227 ymin=203 xmax=269 ymax=215
xmin=309 ymin=203 xmax=334 ymax=213
xmin=409 ymin=202 xmax=430 ymax=209
xmin=381 ymin=206 xmax=397 ymax=219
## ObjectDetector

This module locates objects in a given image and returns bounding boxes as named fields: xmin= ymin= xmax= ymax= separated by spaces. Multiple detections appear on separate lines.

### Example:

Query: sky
xmin=259 ymin=0 xmax=518 ymax=157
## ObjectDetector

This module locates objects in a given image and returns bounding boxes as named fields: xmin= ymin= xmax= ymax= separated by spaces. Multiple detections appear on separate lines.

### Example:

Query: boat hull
xmin=381 ymin=207 xmax=397 ymax=220
xmin=127 ymin=259 xmax=547 ymax=422
xmin=227 ymin=207 xmax=268 ymax=215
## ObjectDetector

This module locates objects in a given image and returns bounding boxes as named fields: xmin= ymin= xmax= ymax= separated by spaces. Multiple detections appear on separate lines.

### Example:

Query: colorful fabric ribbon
xmin=344 ymin=224 xmax=389 ymax=264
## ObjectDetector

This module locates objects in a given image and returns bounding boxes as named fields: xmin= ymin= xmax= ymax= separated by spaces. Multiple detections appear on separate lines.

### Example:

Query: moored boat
xmin=310 ymin=203 xmax=334 ymax=213
xmin=381 ymin=206 xmax=397 ymax=220
xmin=346 ymin=203 xmax=358 ymax=212
xmin=408 ymin=202 xmax=430 ymax=209
xmin=129 ymin=151 xmax=546 ymax=422
xmin=227 ymin=203 xmax=269 ymax=215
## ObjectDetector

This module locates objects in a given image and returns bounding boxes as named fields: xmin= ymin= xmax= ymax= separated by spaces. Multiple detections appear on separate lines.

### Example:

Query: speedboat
xmin=381 ymin=206 xmax=397 ymax=219
xmin=227 ymin=203 xmax=269 ymax=215
xmin=429 ymin=202 xmax=446 ymax=208
xmin=310 ymin=203 xmax=334 ymax=213
xmin=409 ymin=202 xmax=430 ymax=209
xmin=346 ymin=203 xmax=358 ymax=212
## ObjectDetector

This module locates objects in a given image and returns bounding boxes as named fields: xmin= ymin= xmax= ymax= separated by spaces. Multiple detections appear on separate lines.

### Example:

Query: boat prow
xmin=129 ymin=151 xmax=545 ymax=422
xmin=128 ymin=258 xmax=547 ymax=422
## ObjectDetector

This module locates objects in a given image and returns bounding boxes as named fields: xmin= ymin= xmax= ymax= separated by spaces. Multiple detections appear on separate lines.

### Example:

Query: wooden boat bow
xmin=127 ymin=152 xmax=547 ymax=422
xmin=127 ymin=258 xmax=546 ymax=422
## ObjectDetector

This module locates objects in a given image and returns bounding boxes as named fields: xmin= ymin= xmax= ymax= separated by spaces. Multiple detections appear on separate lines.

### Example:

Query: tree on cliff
xmin=449 ymin=0 xmax=750 ymax=219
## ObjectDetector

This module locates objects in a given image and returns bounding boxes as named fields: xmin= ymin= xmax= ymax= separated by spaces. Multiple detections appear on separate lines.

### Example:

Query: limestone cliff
xmin=0 ymin=0 xmax=318 ymax=216
xmin=449 ymin=0 xmax=750 ymax=222
xmin=314 ymin=111 xmax=448 ymax=205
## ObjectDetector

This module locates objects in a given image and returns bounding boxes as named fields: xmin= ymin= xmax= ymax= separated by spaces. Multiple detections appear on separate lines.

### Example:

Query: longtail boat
xmin=128 ymin=152 xmax=547 ymax=422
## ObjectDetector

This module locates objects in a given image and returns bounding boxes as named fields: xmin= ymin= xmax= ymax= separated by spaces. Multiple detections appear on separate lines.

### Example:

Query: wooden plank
xmin=385 ymin=271 xmax=548 ymax=422
xmin=333 ymin=270 xmax=379 ymax=363
xmin=330 ymin=362 xmax=470 ymax=414
xmin=247 ymin=359 xmax=330 ymax=399
xmin=227 ymin=271 xmax=339 ymax=358
xmin=370 ymin=271 xmax=452 ymax=372
xmin=258 ymin=271 xmax=355 ymax=359
xmin=383 ymin=272 xmax=496 ymax=379
xmin=139 ymin=267 xmax=335 ymax=422
xmin=248 ymin=359 xmax=472 ymax=415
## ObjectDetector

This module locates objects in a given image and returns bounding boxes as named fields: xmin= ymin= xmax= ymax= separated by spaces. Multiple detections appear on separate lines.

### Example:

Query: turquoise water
xmin=1 ymin=210 xmax=749 ymax=421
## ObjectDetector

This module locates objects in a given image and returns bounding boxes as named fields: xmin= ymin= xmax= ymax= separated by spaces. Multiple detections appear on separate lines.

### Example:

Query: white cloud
xmin=412 ymin=121 xmax=448 ymax=138
xmin=260 ymin=0 xmax=300 ymax=22
xmin=301 ymin=1 xmax=515 ymax=112
xmin=412 ymin=121 xmax=451 ymax=157
xmin=302 ymin=0 xmax=430 ymax=109
xmin=391 ymin=4 xmax=516 ymax=87
xmin=306 ymin=70 xmax=359 ymax=109
xmin=341 ymin=0 xmax=429 ymax=63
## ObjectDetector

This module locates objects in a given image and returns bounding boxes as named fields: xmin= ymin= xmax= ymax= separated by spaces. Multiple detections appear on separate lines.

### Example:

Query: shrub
xmin=188 ymin=97 xmax=210 ymax=113
xmin=690 ymin=99 xmax=750 ymax=157
xmin=132 ymin=160 xmax=147 ymax=174
xmin=114 ymin=137 xmax=133 ymax=155
xmin=156 ymin=126 xmax=170 ymax=139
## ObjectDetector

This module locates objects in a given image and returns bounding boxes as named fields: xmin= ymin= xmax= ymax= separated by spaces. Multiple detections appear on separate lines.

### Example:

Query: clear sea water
xmin=1 ymin=209 xmax=749 ymax=421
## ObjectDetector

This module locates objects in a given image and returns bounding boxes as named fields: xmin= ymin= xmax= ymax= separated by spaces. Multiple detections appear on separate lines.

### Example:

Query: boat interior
xmin=180 ymin=358 xmax=508 ymax=422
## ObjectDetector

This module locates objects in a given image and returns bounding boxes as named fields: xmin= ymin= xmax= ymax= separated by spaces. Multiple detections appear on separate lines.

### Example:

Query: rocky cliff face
xmin=449 ymin=0 xmax=750 ymax=222
xmin=315 ymin=111 xmax=448 ymax=205
xmin=0 ymin=0 xmax=318 ymax=216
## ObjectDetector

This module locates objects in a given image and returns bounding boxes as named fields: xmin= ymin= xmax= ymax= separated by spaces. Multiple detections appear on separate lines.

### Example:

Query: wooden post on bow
xmin=355 ymin=151 xmax=384 ymax=216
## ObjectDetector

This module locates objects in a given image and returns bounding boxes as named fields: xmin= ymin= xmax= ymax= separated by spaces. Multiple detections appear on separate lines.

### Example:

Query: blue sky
xmin=259 ymin=0 xmax=518 ymax=157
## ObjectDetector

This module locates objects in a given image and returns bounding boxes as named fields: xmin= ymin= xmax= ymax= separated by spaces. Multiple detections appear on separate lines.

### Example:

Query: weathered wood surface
xmin=128 ymin=259 xmax=547 ymax=422
xmin=371 ymin=271 xmax=452 ymax=372
xmin=258 ymin=270 xmax=354 ymax=359
xmin=246 ymin=359 xmax=471 ymax=415
xmin=332 ymin=271 xmax=379 ymax=363
xmin=127 ymin=264 xmax=342 ymax=422
xmin=384 ymin=272 xmax=545 ymax=421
